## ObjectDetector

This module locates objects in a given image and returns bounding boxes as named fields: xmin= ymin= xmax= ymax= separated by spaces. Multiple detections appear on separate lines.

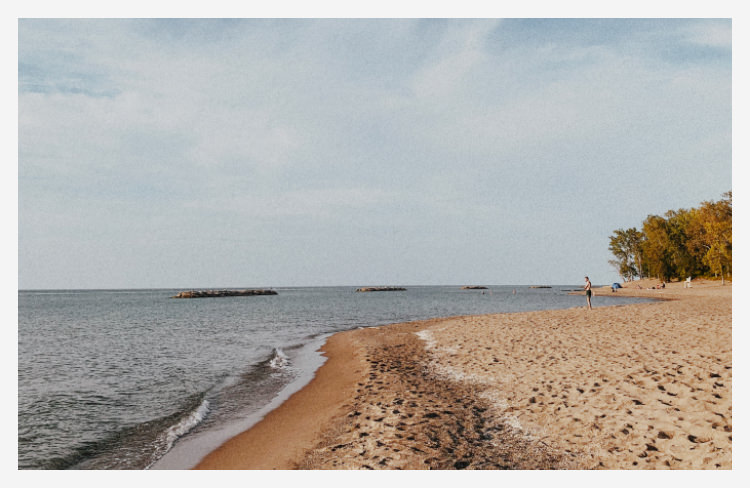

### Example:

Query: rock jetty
xmin=171 ymin=289 xmax=278 ymax=298
xmin=461 ymin=286 xmax=488 ymax=290
xmin=355 ymin=287 xmax=407 ymax=292
xmin=529 ymin=286 xmax=552 ymax=289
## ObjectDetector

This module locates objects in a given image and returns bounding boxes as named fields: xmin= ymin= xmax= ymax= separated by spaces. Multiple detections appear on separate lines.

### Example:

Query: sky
xmin=17 ymin=17 xmax=732 ymax=289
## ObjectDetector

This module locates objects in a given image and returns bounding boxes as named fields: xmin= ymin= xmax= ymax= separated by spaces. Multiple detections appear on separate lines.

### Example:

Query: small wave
xmin=146 ymin=398 xmax=210 ymax=469
xmin=35 ymin=392 xmax=212 ymax=470
xmin=162 ymin=399 xmax=210 ymax=450
xmin=268 ymin=347 xmax=290 ymax=369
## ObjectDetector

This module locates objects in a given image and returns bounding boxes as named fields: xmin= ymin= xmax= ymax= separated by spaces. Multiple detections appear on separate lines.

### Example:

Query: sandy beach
xmin=194 ymin=279 xmax=731 ymax=470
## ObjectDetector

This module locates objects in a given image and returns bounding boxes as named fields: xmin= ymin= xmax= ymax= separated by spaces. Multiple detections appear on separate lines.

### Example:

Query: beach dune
xmin=195 ymin=279 xmax=731 ymax=470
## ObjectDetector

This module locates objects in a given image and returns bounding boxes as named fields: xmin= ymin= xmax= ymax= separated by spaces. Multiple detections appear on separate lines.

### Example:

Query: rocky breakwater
xmin=171 ymin=289 xmax=278 ymax=298
xmin=355 ymin=287 xmax=407 ymax=292
xmin=461 ymin=286 xmax=488 ymax=290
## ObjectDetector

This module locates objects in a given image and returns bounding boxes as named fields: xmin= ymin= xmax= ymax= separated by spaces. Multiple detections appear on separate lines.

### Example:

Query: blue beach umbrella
xmin=612 ymin=282 xmax=622 ymax=289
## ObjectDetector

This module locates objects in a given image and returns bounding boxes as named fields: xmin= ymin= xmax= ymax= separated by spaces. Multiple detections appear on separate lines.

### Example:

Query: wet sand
xmin=195 ymin=279 xmax=731 ymax=470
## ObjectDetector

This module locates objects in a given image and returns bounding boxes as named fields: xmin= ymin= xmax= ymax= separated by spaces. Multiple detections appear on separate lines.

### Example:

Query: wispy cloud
xmin=682 ymin=19 xmax=732 ymax=49
xmin=18 ymin=19 xmax=732 ymax=288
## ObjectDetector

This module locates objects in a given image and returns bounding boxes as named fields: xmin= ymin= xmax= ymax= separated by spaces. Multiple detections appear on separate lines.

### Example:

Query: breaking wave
xmin=268 ymin=347 xmax=290 ymax=369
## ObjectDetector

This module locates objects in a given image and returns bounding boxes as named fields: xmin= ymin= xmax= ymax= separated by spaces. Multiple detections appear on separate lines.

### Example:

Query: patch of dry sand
xmin=413 ymin=279 xmax=732 ymax=469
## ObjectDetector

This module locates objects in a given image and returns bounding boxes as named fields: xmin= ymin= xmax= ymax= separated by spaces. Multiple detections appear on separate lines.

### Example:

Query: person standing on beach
xmin=584 ymin=276 xmax=593 ymax=310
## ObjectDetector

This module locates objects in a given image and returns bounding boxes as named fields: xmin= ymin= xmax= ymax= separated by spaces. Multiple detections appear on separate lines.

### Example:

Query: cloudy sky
xmin=18 ymin=18 xmax=732 ymax=289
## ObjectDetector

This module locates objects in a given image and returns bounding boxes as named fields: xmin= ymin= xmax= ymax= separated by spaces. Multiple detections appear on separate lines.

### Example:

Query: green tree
xmin=610 ymin=192 xmax=731 ymax=283
xmin=608 ymin=227 xmax=644 ymax=281
xmin=688 ymin=192 xmax=732 ymax=284
xmin=665 ymin=208 xmax=704 ymax=280
xmin=641 ymin=215 xmax=675 ymax=281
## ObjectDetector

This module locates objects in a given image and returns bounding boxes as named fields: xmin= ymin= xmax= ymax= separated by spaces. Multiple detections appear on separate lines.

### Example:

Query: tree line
xmin=608 ymin=192 xmax=731 ymax=284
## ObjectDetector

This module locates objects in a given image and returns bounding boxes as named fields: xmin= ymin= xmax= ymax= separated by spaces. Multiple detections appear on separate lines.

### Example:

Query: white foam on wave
xmin=146 ymin=399 xmax=210 ymax=469
xmin=150 ymin=334 xmax=331 ymax=469
xmin=269 ymin=347 xmax=290 ymax=369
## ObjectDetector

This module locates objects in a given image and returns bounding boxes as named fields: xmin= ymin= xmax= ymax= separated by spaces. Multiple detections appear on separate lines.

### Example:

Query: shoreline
xmin=151 ymin=335 xmax=331 ymax=470
xmin=193 ymin=328 xmax=370 ymax=469
xmin=192 ymin=279 xmax=731 ymax=469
